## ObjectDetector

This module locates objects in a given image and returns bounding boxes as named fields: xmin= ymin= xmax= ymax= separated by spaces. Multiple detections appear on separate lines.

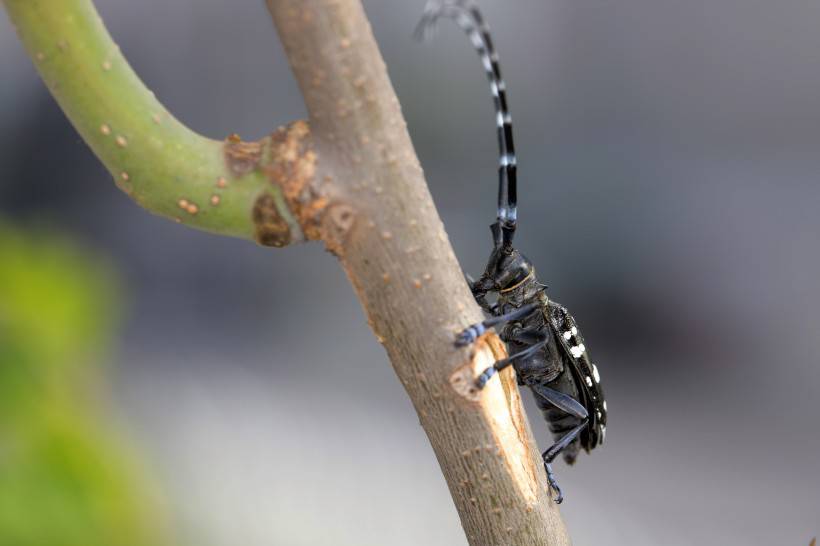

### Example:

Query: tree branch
xmin=5 ymin=0 xmax=573 ymax=543
xmin=266 ymin=1 xmax=571 ymax=544
xmin=3 ymin=0 xmax=301 ymax=244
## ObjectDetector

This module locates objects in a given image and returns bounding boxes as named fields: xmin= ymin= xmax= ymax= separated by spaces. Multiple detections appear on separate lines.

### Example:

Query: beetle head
xmin=485 ymin=222 xmax=535 ymax=292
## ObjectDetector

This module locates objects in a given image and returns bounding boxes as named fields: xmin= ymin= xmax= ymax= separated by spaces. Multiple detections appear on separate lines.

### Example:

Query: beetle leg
xmin=544 ymin=463 xmax=563 ymax=504
xmin=500 ymin=323 xmax=546 ymax=345
xmin=455 ymin=302 xmax=538 ymax=346
xmin=475 ymin=339 xmax=547 ymax=388
xmin=541 ymin=420 xmax=588 ymax=462
xmin=541 ymin=422 xmax=588 ymax=503
xmin=474 ymin=323 xmax=547 ymax=386
xmin=530 ymin=384 xmax=588 ymax=420
xmin=529 ymin=385 xmax=589 ymax=503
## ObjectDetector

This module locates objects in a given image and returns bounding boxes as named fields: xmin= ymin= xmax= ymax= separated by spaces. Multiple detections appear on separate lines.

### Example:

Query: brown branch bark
xmin=264 ymin=1 xmax=571 ymax=544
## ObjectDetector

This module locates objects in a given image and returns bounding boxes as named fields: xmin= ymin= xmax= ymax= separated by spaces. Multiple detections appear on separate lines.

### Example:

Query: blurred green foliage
xmin=0 ymin=224 xmax=169 ymax=546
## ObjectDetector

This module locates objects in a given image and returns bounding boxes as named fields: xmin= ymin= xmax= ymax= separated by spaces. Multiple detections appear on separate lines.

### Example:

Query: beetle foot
xmin=544 ymin=462 xmax=564 ymax=504
xmin=455 ymin=322 xmax=486 ymax=347
xmin=475 ymin=366 xmax=496 ymax=389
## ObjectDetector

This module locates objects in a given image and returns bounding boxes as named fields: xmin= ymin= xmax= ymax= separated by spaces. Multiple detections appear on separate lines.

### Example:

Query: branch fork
xmin=4 ymin=0 xmax=572 ymax=543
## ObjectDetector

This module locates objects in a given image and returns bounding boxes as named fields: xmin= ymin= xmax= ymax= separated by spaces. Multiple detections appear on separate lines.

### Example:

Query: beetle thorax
xmin=493 ymin=249 xmax=548 ymax=308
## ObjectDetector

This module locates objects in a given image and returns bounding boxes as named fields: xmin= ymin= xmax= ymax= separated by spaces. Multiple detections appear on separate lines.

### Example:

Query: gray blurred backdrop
xmin=2 ymin=0 xmax=819 ymax=544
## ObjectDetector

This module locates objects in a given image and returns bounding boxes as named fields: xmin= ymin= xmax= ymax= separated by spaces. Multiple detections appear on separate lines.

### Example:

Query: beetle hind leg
xmin=540 ymin=421 xmax=587 ymax=503
xmin=544 ymin=463 xmax=564 ymax=504
xmin=530 ymin=384 xmax=589 ymax=503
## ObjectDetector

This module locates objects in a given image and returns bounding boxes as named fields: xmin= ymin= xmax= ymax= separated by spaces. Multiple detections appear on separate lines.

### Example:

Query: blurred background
xmin=1 ymin=0 xmax=819 ymax=544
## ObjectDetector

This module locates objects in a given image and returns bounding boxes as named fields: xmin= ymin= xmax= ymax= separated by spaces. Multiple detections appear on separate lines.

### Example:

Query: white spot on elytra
xmin=570 ymin=345 xmax=584 ymax=358
xmin=585 ymin=375 xmax=593 ymax=387
xmin=570 ymin=326 xmax=578 ymax=335
xmin=603 ymin=400 xmax=607 ymax=412
xmin=596 ymin=410 xmax=602 ymax=420
xmin=563 ymin=331 xmax=572 ymax=340
xmin=592 ymin=363 xmax=600 ymax=383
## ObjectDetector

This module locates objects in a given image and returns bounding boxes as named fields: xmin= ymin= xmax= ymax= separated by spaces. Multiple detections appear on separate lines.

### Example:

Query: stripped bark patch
xmin=450 ymin=333 xmax=539 ymax=505
xmin=252 ymin=193 xmax=291 ymax=248
xmin=224 ymin=134 xmax=263 ymax=176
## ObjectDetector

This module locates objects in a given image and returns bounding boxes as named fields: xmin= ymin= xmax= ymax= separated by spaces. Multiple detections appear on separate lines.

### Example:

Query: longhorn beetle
xmin=416 ymin=0 xmax=607 ymax=503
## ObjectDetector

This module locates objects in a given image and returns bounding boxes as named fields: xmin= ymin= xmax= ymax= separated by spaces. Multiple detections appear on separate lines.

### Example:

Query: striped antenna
xmin=416 ymin=1 xmax=518 ymax=245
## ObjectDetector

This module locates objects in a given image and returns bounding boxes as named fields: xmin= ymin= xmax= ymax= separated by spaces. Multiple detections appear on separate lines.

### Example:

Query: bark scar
xmin=252 ymin=193 xmax=291 ymax=247
xmin=264 ymin=121 xmax=326 ymax=241
xmin=224 ymin=133 xmax=263 ymax=176
xmin=450 ymin=333 xmax=539 ymax=505
xmin=262 ymin=120 xmax=357 ymax=256
xmin=323 ymin=203 xmax=357 ymax=257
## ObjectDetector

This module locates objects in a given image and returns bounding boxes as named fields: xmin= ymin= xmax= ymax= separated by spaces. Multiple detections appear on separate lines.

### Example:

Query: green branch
xmin=4 ymin=0 xmax=300 ymax=243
